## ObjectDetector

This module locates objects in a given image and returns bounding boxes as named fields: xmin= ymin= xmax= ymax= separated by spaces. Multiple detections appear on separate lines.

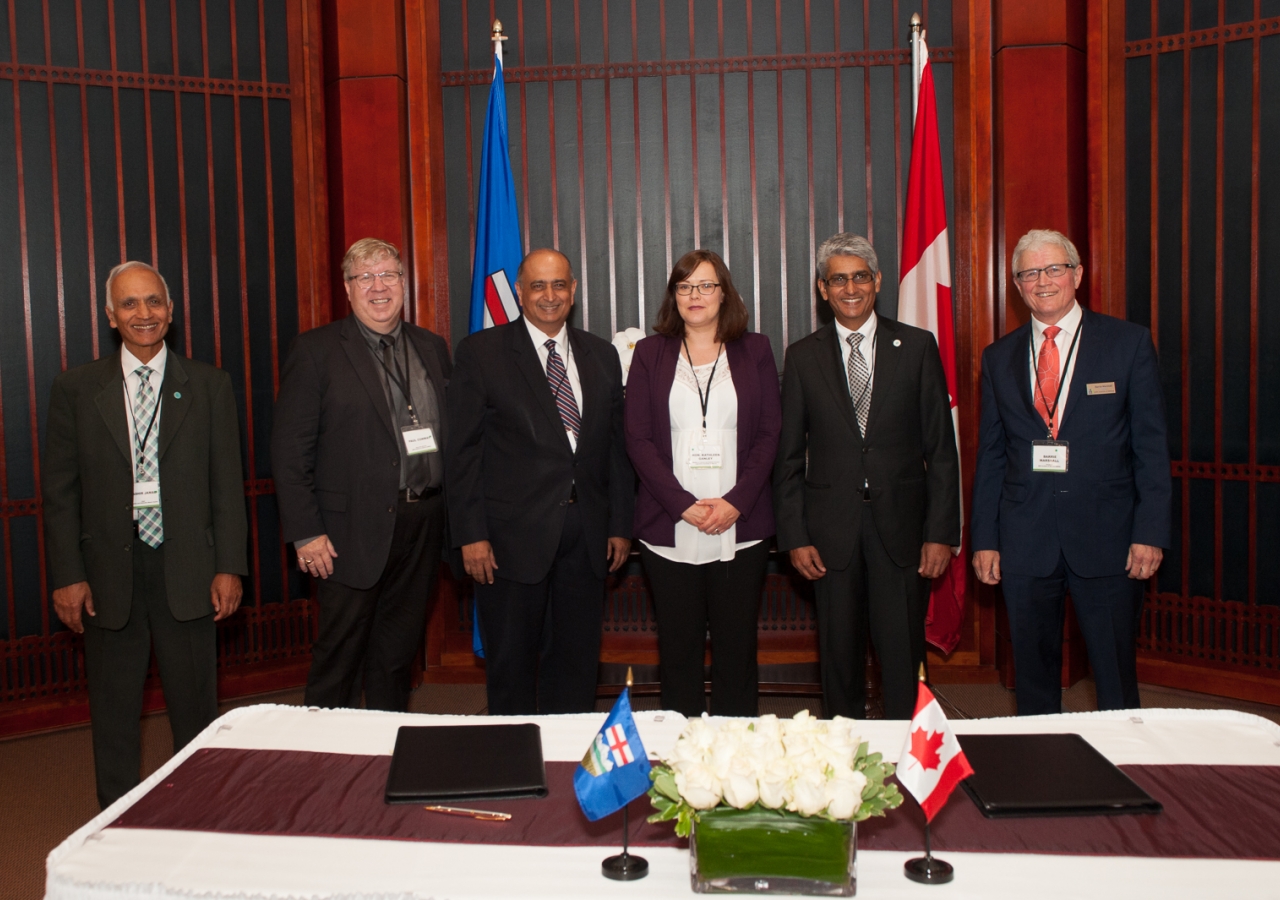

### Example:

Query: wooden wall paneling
xmin=1086 ymin=0 xmax=1126 ymax=319
xmin=289 ymin=0 xmax=331 ymax=335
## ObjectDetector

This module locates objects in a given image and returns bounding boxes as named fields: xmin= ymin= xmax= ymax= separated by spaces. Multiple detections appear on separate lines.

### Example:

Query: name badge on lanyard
xmin=1032 ymin=440 xmax=1069 ymax=473
xmin=133 ymin=481 xmax=161 ymax=508
xmin=402 ymin=425 xmax=438 ymax=455
xmin=689 ymin=442 xmax=723 ymax=469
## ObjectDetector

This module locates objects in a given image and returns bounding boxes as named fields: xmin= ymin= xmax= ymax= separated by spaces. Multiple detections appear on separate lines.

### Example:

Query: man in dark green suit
xmin=42 ymin=262 xmax=248 ymax=809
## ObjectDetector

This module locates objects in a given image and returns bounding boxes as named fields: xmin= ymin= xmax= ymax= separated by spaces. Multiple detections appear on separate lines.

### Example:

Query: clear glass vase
xmin=689 ymin=807 xmax=857 ymax=896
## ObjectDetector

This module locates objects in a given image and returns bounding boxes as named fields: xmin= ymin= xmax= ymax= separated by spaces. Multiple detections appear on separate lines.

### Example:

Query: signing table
xmin=46 ymin=704 xmax=1280 ymax=899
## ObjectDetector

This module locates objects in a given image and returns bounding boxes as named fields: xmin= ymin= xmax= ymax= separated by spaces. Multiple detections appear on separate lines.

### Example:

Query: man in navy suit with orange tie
xmin=971 ymin=229 xmax=1171 ymax=715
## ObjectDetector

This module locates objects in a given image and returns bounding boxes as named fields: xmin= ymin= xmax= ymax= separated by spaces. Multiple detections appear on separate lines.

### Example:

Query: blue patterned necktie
xmin=544 ymin=339 xmax=582 ymax=440
xmin=132 ymin=365 xmax=164 ymax=547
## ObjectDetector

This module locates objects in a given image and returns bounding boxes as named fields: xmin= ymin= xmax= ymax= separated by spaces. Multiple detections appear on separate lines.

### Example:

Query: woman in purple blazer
xmin=625 ymin=249 xmax=781 ymax=716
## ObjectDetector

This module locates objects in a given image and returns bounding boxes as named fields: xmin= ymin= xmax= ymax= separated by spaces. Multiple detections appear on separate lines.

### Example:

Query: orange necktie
xmin=1034 ymin=325 xmax=1062 ymax=437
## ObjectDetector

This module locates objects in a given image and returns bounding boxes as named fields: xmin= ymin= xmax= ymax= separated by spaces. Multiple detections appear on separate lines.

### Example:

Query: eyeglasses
xmin=1014 ymin=263 xmax=1076 ymax=283
xmin=823 ymin=272 xmax=875 ymax=287
xmin=114 ymin=296 xmax=169 ymax=311
xmin=675 ymin=282 xmax=721 ymax=296
xmin=346 ymin=271 xmax=403 ymax=288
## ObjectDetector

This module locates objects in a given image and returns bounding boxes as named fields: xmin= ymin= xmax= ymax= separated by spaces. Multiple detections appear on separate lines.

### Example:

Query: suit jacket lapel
xmin=1057 ymin=309 xmax=1095 ymax=433
xmin=340 ymin=316 xmax=397 ymax=440
xmin=1008 ymin=323 xmax=1041 ymax=425
xmin=864 ymin=317 xmax=901 ymax=436
xmin=816 ymin=324 xmax=860 ymax=436
xmin=158 ymin=353 xmax=191 ymax=459
xmin=94 ymin=352 xmax=131 ymax=464
xmin=511 ymin=319 xmax=572 ymax=451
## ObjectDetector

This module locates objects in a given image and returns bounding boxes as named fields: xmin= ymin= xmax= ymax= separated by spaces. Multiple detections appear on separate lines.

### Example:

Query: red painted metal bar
xmin=544 ymin=0 xmax=559 ymax=250
xmin=170 ymin=0 xmax=193 ymax=355
xmin=745 ymin=0 xmax=760 ymax=327
xmin=1123 ymin=16 xmax=1280 ymax=54
xmin=228 ymin=0 xmax=264 ymax=608
xmin=833 ymin=0 xmax=842 ymax=240
xmin=1248 ymin=22 xmax=1261 ymax=607
xmin=574 ymin=0 xmax=588 ymax=330
xmin=774 ymin=0 xmax=788 ymax=347
xmin=258 ymin=0 xmax=279 ymax=395
xmin=139 ymin=0 xmax=160 ymax=266
xmin=803 ymin=0 xmax=815 ymax=335
xmin=659 ymin=0 xmax=671 ymax=277
xmin=462 ymin=1 xmax=474 ymax=264
xmin=861 ymin=0 xmax=872 ymax=242
xmin=1147 ymin=0 xmax=1158 ymax=351
xmin=630 ymin=0 xmax=645 ymax=326
xmin=107 ymin=0 xmax=126 ymax=260
xmin=2 ymin=0 xmax=20 ymax=643
xmin=1214 ymin=28 xmax=1225 ymax=603
xmin=602 ymin=0 xmax=618 ymax=334
xmin=687 ymin=0 xmax=698 ymax=252
xmin=41 ymin=0 xmax=67 ymax=374
xmin=716 ymin=0 xmax=728 ymax=268
xmin=200 ymin=0 xmax=223 ymax=367
xmin=517 ymin=0 xmax=530 ymax=254
xmin=75 ymin=1 xmax=98 ymax=359
xmin=891 ymin=0 xmax=903 ymax=270
xmin=1179 ymin=24 xmax=1191 ymax=598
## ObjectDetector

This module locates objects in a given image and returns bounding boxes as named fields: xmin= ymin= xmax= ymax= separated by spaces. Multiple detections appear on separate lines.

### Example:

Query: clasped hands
xmin=681 ymin=497 xmax=741 ymax=536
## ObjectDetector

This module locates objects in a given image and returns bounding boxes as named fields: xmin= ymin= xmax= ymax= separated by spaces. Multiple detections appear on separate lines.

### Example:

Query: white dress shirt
xmin=1029 ymin=301 xmax=1082 ymax=433
xmin=121 ymin=343 xmax=168 ymax=472
xmin=524 ymin=317 xmax=583 ymax=452
xmin=835 ymin=312 xmax=878 ymax=402
xmin=641 ymin=353 xmax=760 ymax=565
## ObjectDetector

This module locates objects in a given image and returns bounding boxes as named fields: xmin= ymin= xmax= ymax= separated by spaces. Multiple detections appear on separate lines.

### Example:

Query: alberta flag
xmin=573 ymin=688 xmax=652 ymax=821
xmin=895 ymin=681 xmax=973 ymax=823
xmin=469 ymin=51 xmax=523 ymax=333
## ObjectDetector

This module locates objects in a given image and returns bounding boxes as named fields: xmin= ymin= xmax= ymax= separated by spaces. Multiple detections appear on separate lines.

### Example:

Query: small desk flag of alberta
xmin=896 ymin=680 xmax=974 ymax=821
xmin=574 ymin=687 xmax=651 ymax=821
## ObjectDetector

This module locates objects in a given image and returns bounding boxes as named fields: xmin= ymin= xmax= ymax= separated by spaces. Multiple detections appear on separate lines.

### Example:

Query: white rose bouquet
xmin=648 ymin=711 xmax=902 ymax=837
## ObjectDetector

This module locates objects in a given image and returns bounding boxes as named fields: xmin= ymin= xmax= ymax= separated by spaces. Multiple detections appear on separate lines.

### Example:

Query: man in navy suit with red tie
xmin=971 ymin=229 xmax=1172 ymax=715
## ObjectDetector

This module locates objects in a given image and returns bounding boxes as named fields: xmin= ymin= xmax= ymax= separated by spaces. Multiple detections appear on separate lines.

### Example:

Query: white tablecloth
xmin=46 ymin=704 xmax=1280 ymax=899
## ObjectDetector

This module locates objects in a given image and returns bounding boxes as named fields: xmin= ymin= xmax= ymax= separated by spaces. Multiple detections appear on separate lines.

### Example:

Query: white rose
xmin=709 ymin=727 xmax=744 ymax=780
xmin=757 ymin=757 xmax=794 ymax=809
xmin=789 ymin=768 xmax=829 ymax=817
xmin=721 ymin=756 xmax=760 ymax=809
xmin=675 ymin=761 xmax=723 ymax=810
xmin=825 ymin=769 xmax=868 ymax=820
xmin=612 ymin=327 xmax=646 ymax=385
xmin=815 ymin=730 xmax=856 ymax=772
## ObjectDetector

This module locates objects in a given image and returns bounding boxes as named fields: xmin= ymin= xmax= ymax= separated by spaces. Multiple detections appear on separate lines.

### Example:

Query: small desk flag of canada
xmin=574 ymin=688 xmax=651 ymax=821
xmin=896 ymin=681 xmax=974 ymax=822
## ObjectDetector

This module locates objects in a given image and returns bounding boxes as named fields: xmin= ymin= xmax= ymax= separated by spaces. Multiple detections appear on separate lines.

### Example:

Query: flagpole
xmin=492 ymin=18 xmax=506 ymax=68
xmin=601 ymin=668 xmax=649 ymax=881
xmin=910 ymin=13 xmax=922 ymax=122
xmin=904 ymin=665 xmax=955 ymax=884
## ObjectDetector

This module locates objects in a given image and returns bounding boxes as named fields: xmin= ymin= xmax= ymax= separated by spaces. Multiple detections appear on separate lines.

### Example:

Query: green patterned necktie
xmin=132 ymin=365 xmax=164 ymax=548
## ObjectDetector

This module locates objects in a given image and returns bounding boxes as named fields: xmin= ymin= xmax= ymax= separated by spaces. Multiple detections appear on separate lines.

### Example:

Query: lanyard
xmin=374 ymin=334 xmax=423 ymax=426
xmin=126 ymin=373 xmax=162 ymax=474
xmin=1029 ymin=322 xmax=1081 ymax=437
xmin=681 ymin=339 xmax=723 ymax=433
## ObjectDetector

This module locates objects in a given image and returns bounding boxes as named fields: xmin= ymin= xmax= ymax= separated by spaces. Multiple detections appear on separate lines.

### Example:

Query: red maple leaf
xmin=909 ymin=727 xmax=945 ymax=771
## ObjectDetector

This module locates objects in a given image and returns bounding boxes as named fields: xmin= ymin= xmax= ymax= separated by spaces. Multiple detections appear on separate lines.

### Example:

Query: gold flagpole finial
xmin=491 ymin=19 xmax=508 ymax=41
xmin=910 ymin=12 xmax=922 ymax=32
xmin=626 ymin=667 xmax=634 ymax=688
xmin=918 ymin=663 xmax=927 ymax=682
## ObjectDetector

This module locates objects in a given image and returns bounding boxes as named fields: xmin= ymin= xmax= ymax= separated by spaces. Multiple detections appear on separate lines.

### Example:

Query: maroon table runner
xmin=110 ymin=747 xmax=1280 ymax=859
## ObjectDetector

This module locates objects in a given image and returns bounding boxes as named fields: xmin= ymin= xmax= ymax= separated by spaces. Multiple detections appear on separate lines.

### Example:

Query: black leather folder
xmin=957 ymin=733 xmax=1163 ymax=818
xmin=384 ymin=723 xmax=549 ymax=804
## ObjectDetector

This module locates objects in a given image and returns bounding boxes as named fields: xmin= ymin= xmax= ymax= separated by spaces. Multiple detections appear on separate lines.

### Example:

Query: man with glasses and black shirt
xmin=272 ymin=238 xmax=452 ymax=711
xmin=971 ymin=228 xmax=1170 ymax=716
xmin=774 ymin=233 xmax=960 ymax=720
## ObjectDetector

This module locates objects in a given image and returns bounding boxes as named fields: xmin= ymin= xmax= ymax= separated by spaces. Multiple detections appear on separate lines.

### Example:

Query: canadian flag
xmin=895 ymin=681 xmax=974 ymax=823
xmin=898 ymin=35 xmax=967 ymax=655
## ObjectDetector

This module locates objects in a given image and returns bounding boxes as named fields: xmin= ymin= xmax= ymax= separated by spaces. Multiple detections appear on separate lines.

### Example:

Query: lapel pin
xmin=893 ymin=339 xmax=901 ymax=347
xmin=173 ymin=392 xmax=182 ymax=399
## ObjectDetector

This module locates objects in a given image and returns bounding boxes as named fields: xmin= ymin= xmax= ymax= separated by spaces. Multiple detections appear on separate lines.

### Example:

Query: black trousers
xmin=1002 ymin=554 xmax=1145 ymax=716
xmin=82 ymin=537 xmax=217 ymax=809
xmin=473 ymin=503 xmax=604 ymax=715
xmin=305 ymin=491 xmax=445 ymax=712
xmin=640 ymin=541 xmax=769 ymax=717
xmin=814 ymin=506 xmax=929 ymax=720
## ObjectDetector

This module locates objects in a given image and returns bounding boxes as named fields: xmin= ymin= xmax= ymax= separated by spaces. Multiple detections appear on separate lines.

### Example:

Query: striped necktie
xmin=132 ymin=365 xmax=164 ymax=548
xmin=544 ymin=339 xmax=582 ymax=440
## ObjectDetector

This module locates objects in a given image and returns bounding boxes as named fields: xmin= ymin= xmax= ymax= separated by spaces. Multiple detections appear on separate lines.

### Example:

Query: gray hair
xmin=1012 ymin=229 xmax=1081 ymax=272
xmin=816 ymin=233 xmax=879 ymax=281
xmin=105 ymin=261 xmax=171 ymax=310
xmin=342 ymin=237 xmax=401 ymax=278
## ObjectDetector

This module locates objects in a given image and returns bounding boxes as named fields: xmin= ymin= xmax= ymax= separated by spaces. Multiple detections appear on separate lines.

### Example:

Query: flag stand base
xmin=601 ymin=804 xmax=649 ymax=880
xmin=904 ymin=855 xmax=953 ymax=885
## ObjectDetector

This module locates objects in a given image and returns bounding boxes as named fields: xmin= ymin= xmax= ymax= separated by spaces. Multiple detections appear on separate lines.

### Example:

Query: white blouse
xmin=641 ymin=353 xmax=762 ymax=565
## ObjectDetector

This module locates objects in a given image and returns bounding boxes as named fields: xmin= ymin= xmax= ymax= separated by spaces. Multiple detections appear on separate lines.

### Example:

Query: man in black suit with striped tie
xmin=445 ymin=249 xmax=633 ymax=715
